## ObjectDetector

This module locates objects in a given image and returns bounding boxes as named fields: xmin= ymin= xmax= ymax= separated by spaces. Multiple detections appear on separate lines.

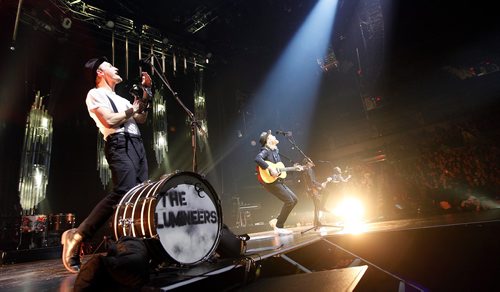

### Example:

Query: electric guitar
xmin=309 ymin=174 xmax=352 ymax=197
xmin=257 ymin=161 xmax=306 ymax=184
xmin=309 ymin=177 xmax=333 ymax=197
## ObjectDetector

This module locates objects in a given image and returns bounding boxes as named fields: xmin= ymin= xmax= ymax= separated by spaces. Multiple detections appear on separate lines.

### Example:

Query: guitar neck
xmin=278 ymin=167 xmax=300 ymax=172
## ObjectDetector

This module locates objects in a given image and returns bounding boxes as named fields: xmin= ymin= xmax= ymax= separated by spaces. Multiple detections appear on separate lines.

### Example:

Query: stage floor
xmin=2 ymin=209 xmax=500 ymax=291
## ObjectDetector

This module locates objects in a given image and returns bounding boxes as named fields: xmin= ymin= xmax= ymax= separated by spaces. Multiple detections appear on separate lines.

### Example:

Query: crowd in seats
xmin=392 ymin=112 xmax=500 ymax=216
xmin=334 ymin=108 xmax=500 ymax=220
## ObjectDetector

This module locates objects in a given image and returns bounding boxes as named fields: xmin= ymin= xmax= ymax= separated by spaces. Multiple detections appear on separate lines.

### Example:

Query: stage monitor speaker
xmin=243 ymin=265 xmax=367 ymax=292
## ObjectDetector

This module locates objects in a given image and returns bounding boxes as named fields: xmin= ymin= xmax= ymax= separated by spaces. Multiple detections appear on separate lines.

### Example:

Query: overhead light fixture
xmin=61 ymin=17 xmax=72 ymax=29
xmin=105 ymin=20 xmax=115 ymax=29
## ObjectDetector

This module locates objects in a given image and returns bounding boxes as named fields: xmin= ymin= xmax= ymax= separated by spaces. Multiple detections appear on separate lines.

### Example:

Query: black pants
xmin=311 ymin=191 xmax=331 ymax=225
xmin=78 ymin=134 xmax=148 ymax=239
xmin=263 ymin=181 xmax=298 ymax=228
xmin=311 ymin=193 xmax=322 ymax=225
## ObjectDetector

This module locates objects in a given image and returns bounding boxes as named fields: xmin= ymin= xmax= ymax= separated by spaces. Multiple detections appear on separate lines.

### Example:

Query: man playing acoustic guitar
xmin=255 ymin=130 xmax=304 ymax=235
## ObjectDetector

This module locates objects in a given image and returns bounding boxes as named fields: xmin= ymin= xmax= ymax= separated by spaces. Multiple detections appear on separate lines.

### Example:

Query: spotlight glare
xmin=333 ymin=197 xmax=365 ymax=223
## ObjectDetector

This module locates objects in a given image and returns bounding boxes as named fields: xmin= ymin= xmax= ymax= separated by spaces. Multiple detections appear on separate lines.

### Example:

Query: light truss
xmin=48 ymin=0 xmax=208 ymax=67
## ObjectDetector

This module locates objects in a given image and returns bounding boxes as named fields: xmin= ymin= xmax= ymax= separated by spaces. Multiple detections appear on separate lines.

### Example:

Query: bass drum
xmin=113 ymin=171 xmax=223 ymax=266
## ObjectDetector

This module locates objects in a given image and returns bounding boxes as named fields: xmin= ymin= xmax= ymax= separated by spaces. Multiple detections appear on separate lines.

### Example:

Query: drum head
xmin=155 ymin=172 xmax=222 ymax=265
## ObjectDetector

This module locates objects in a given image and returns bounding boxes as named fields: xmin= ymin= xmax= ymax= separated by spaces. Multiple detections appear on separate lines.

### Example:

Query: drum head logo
xmin=155 ymin=183 xmax=219 ymax=264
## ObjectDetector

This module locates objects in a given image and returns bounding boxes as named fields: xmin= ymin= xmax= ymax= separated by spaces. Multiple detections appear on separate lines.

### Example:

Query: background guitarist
xmin=302 ymin=162 xmax=352 ymax=225
xmin=255 ymin=130 xmax=303 ymax=235
xmin=301 ymin=159 xmax=332 ymax=227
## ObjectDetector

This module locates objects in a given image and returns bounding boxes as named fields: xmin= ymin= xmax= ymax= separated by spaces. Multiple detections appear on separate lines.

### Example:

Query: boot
xmin=61 ymin=228 xmax=83 ymax=273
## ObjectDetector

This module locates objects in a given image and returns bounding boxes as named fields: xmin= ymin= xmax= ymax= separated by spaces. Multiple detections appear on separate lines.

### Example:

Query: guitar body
xmin=257 ymin=161 xmax=287 ymax=184
xmin=307 ymin=178 xmax=331 ymax=198
xmin=256 ymin=160 xmax=307 ymax=184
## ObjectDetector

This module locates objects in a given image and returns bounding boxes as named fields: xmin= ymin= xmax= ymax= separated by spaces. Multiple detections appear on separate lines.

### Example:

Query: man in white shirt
xmin=61 ymin=57 xmax=150 ymax=273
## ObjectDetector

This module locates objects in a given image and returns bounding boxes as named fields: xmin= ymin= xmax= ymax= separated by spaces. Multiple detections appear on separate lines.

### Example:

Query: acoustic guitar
xmin=257 ymin=160 xmax=306 ymax=184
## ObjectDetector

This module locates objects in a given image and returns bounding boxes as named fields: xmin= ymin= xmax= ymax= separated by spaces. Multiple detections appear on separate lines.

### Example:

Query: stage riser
xmin=326 ymin=222 xmax=500 ymax=291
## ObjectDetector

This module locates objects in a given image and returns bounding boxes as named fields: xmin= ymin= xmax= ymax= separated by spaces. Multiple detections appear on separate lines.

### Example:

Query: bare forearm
xmin=100 ymin=108 xmax=134 ymax=127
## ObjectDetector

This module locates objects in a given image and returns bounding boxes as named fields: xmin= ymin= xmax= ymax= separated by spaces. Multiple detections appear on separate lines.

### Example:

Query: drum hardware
xmin=118 ymin=218 xmax=134 ymax=227
xmin=194 ymin=183 xmax=206 ymax=198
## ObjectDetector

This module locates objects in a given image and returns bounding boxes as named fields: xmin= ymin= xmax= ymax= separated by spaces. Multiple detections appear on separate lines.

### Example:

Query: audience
xmin=336 ymin=110 xmax=499 ymax=219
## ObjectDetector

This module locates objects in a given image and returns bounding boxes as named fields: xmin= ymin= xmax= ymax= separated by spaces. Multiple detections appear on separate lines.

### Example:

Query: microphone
xmin=275 ymin=130 xmax=292 ymax=137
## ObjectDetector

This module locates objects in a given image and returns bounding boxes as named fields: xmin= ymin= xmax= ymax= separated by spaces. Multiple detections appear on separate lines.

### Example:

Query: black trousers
xmin=311 ymin=193 xmax=322 ymax=225
xmin=263 ymin=181 xmax=298 ymax=228
xmin=78 ymin=134 xmax=148 ymax=239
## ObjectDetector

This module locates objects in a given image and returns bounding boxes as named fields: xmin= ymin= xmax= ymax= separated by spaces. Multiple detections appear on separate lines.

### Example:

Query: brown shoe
xmin=61 ymin=228 xmax=83 ymax=273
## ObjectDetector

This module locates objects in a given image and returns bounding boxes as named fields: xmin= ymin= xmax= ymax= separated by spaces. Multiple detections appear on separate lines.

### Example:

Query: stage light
xmin=152 ymin=90 xmax=168 ymax=166
xmin=61 ymin=17 xmax=72 ymax=29
xmin=18 ymin=92 xmax=53 ymax=215
xmin=233 ymin=0 xmax=339 ymax=148
xmin=333 ymin=197 xmax=365 ymax=222
xmin=105 ymin=20 xmax=115 ymax=29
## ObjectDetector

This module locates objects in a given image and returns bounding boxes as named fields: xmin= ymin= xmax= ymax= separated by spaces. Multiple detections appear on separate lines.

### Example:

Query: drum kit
xmin=19 ymin=213 xmax=76 ymax=249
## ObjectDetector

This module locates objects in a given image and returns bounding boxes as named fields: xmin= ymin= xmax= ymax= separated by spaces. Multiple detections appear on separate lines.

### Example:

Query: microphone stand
xmin=145 ymin=54 xmax=207 ymax=173
xmin=280 ymin=134 xmax=343 ymax=234
xmin=282 ymin=134 xmax=311 ymax=164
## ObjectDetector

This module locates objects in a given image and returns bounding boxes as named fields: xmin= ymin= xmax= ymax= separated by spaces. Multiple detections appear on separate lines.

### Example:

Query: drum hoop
xmin=113 ymin=183 xmax=146 ymax=241
xmin=122 ymin=184 xmax=147 ymax=237
xmin=131 ymin=183 xmax=155 ymax=237
xmin=142 ymin=179 xmax=166 ymax=237
xmin=144 ymin=174 xmax=174 ymax=238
